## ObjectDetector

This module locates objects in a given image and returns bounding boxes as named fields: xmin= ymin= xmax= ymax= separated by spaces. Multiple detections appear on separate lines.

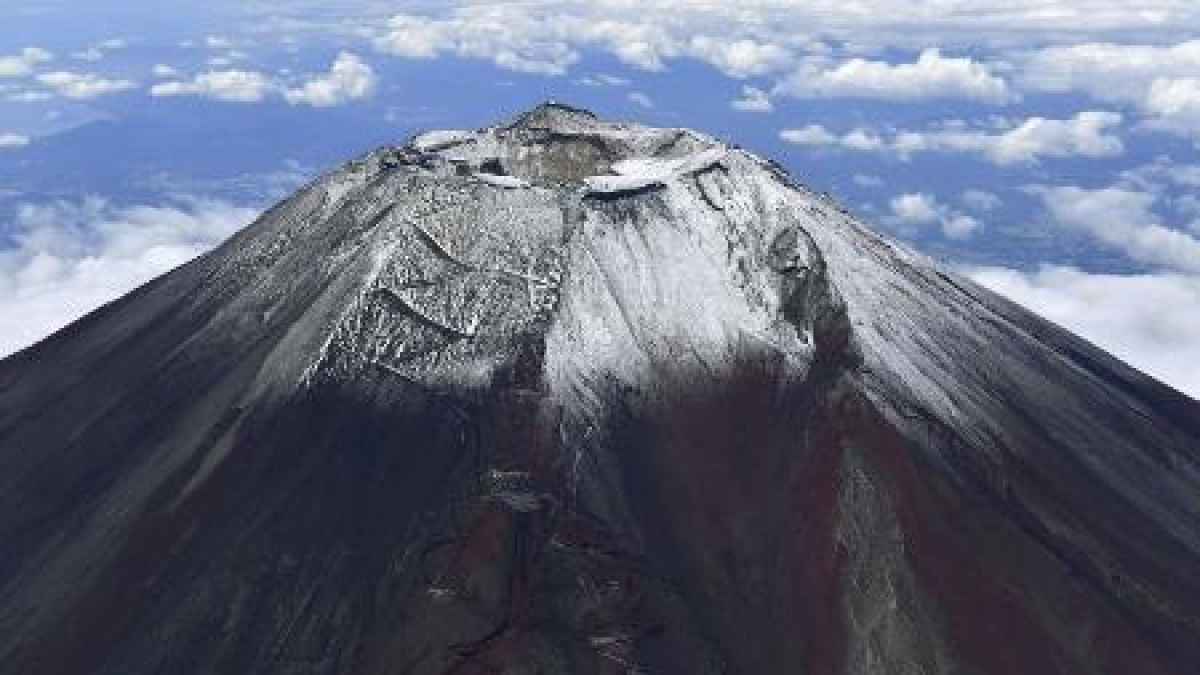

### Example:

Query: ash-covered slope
xmin=1 ymin=103 xmax=1198 ymax=675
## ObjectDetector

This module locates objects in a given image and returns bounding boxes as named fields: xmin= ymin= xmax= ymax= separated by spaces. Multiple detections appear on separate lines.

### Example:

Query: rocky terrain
xmin=1 ymin=103 xmax=1198 ymax=674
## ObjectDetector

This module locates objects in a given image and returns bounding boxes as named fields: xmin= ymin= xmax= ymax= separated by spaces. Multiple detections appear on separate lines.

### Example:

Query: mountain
xmin=1 ymin=103 xmax=1198 ymax=675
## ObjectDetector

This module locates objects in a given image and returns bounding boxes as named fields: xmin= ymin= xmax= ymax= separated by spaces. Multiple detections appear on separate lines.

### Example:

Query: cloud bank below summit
xmin=970 ymin=266 xmax=1200 ymax=398
xmin=0 ymin=198 xmax=257 ymax=356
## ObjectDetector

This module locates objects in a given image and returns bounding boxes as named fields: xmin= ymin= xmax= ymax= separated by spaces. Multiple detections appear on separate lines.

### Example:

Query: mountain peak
xmin=505 ymin=100 xmax=600 ymax=130
xmin=2 ymin=108 xmax=1198 ymax=674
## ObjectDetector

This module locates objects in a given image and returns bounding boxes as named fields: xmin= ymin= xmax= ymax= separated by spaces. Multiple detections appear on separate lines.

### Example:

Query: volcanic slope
xmin=1 ymin=103 xmax=1198 ymax=675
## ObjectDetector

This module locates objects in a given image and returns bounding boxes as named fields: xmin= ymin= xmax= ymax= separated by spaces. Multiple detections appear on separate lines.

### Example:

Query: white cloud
xmin=205 ymin=36 xmax=234 ymax=49
xmin=0 ymin=47 xmax=53 ymax=78
xmin=1145 ymin=167 xmax=1200 ymax=233
xmin=0 ymin=133 xmax=30 ymax=149
xmin=969 ymin=265 xmax=1200 ymax=398
xmin=731 ymin=85 xmax=773 ymax=113
xmin=888 ymin=192 xmax=983 ymax=239
xmin=490 ymin=45 xmax=580 ymax=75
xmin=355 ymin=2 xmax=1200 ymax=86
xmin=1021 ymin=41 xmax=1200 ymax=102
xmin=590 ymin=21 xmax=677 ymax=71
xmin=577 ymin=73 xmax=629 ymax=87
xmin=1174 ymin=195 xmax=1200 ymax=232
xmin=628 ymin=91 xmax=654 ymax=108
xmin=374 ymin=8 xmax=789 ymax=77
xmin=1142 ymin=77 xmax=1200 ymax=138
xmin=152 ymin=69 xmax=274 ymax=103
xmin=1020 ymin=41 xmax=1200 ymax=139
xmin=686 ymin=36 xmax=792 ymax=78
xmin=371 ymin=15 xmax=445 ymax=60
xmin=776 ymin=49 xmax=1014 ymax=104
xmin=781 ymin=112 xmax=1125 ymax=165
xmin=373 ymin=10 xmax=582 ymax=75
xmin=1032 ymin=185 xmax=1200 ymax=273
xmin=1158 ymin=162 xmax=1200 ymax=188
xmin=780 ymin=124 xmax=838 ymax=146
xmin=5 ymin=90 xmax=52 ymax=103
xmin=898 ymin=112 xmax=1125 ymax=164
xmin=283 ymin=52 xmax=376 ymax=107
xmin=153 ymin=53 xmax=377 ymax=107
xmin=152 ymin=53 xmax=377 ymax=107
xmin=962 ymin=189 xmax=1003 ymax=211
xmin=36 ymin=71 xmax=137 ymax=99
xmin=0 ymin=197 xmax=257 ymax=357
xmin=1121 ymin=156 xmax=1200 ymax=190
xmin=152 ymin=64 xmax=181 ymax=78
xmin=890 ymin=193 xmax=940 ymax=224
xmin=842 ymin=128 xmax=887 ymax=152
xmin=942 ymin=213 xmax=983 ymax=239
xmin=206 ymin=51 xmax=248 ymax=68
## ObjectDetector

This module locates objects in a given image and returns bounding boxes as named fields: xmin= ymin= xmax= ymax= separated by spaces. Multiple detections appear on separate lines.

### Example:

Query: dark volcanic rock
xmin=1 ymin=103 xmax=1199 ymax=674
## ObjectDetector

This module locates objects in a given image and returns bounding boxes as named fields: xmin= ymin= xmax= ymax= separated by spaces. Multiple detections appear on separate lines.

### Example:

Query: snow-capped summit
xmin=1 ymin=104 xmax=1198 ymax=674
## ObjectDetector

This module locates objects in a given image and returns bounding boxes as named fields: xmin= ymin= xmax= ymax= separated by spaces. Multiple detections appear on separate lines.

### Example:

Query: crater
xmin=407 ymin=102 xmax=727 ymax=188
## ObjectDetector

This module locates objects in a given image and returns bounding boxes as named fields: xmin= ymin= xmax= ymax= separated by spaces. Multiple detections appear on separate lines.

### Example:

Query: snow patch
xmin=411 ymin=129 xmax=475 ymax=152
xmin=474 ymin=172 xmax=530 ymax=189
xmin=585 ymin=147 xmax=728 ymax=195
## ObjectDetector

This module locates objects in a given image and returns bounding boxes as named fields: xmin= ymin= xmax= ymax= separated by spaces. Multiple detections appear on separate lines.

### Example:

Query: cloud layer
xmin=360 ymin=2 xmax=1200 ymax=73
xmin=970 ymin=265 xmax=1200 ymax=398
xmin=731 ymin=86 xmax=773 ymax=112
xmin=782 ymin=112 xmax=1125 ymax=165
xmin=0 ymin=133 xmax=30 ymax=149
xmin=36 ymin=71 xmax=137 ymax=99
xmin=1021 ymin=41 xmax=1200 ymax=139
xmin=283 ymin=52 xmax=377 ymax=107
xmin=0 ymin=47 xmax=53 ymax=78
xmin=775 ymin=49 xmax=1013 ymax=103
xmin=1031 ymin=185 xmax=1200 ymax=273
xmin=887 ymin=192 xmax=983 ymax=239
xmin=152 ymin=69 xmax=274 ymax=102
xmin=0 ymin=198 xmax=257 ymax=357
xmin=151 ymin=52 xmax=376 ymax=106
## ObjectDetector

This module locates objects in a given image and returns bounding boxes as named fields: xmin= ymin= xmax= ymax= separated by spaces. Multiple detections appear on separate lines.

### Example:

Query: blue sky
xmin=2 ymin=1 xmax=1199 ymax=396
